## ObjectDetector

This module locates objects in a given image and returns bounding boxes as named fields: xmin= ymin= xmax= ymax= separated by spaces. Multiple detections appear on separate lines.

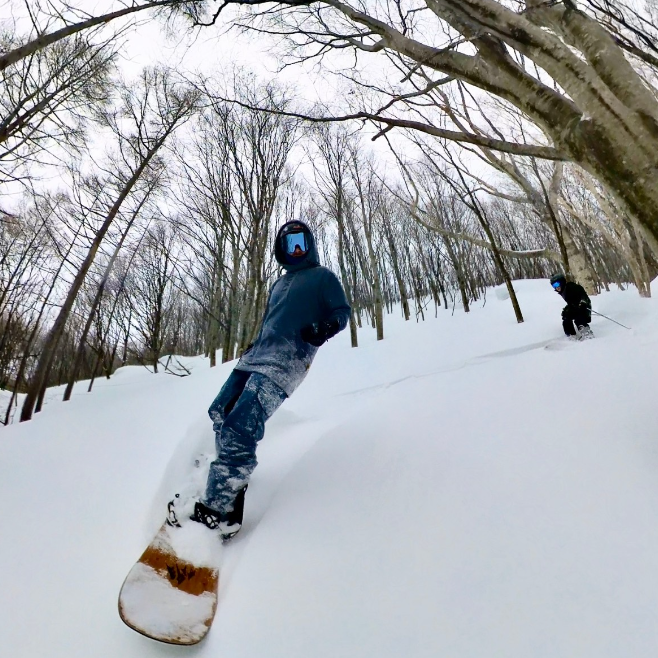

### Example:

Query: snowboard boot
xmin=577 ymin=324 xmax=594 ymax=340
xmin=191 ymin=485 xmax=248 ymax=541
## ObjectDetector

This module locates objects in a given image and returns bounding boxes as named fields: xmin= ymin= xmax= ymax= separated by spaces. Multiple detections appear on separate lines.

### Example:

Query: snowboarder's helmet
xmin=550 ymin=273 xmax=566 ymax=290
xmin=278 ymin=222 xmax=311 ymax=264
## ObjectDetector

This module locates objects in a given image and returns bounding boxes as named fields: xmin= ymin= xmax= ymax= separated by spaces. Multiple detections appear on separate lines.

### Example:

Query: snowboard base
xmin=118 ymin=521 xmax=220 ymax=645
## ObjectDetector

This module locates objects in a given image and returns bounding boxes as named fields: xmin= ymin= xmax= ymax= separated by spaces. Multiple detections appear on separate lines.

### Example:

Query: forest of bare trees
xmin=1 ymin=0 xmax=657 ymax=424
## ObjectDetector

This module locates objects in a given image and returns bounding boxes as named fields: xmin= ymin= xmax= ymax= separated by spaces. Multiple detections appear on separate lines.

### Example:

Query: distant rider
xmin=550 ymin=273 xmax=593 ymax=340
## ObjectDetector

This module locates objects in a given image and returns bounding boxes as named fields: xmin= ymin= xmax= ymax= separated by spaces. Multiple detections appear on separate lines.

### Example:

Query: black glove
xmin=300 ymin=319 xmax=340 ymax=347
xmin=561 ymin=305 xmax=571 ymax=320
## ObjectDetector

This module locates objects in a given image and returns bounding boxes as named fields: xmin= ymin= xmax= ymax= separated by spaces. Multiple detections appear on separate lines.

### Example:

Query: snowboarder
xmin=550 ymin=273 xmax=594 ymax=340
xmin=184 ymin=220 xmax=351 ymax=539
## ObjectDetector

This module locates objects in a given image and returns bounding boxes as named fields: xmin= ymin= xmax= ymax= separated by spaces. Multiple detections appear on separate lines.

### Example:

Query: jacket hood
xmin=274 ymin=221 xmax=320 ymax=271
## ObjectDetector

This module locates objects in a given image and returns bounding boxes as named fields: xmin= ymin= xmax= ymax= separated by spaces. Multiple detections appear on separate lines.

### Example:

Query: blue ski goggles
xmin=283 ymin=231 xmax=308 ymax=256
xmin=552 ymin=281 xmax=562 ymax=290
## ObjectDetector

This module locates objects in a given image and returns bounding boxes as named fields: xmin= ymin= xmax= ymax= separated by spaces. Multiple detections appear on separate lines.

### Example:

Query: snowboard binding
xmin=166 ymin=493 xmax=182 ymax=528
xmin=190 ymin=486 xmax=248 ymax=542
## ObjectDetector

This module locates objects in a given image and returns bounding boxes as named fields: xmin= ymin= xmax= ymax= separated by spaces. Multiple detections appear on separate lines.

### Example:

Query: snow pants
xmin=203 ymin=369 xmax=287 ymax=514
xmin=562 ymin=304 xmax=591 ymax=336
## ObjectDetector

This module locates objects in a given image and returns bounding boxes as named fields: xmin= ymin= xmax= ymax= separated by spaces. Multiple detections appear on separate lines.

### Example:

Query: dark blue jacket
xmin=236 ymin=222 xmax=351 ymax=395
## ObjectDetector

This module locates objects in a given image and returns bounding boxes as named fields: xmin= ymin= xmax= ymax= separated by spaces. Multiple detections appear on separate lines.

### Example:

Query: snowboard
xmin=118 ymin=453 xmax=222 ymax=645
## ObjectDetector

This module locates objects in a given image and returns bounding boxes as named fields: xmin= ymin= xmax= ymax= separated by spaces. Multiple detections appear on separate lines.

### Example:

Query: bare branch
xmin=0 ymin=1 xmax=176 ymax=72
xmin=203 ymin=93 xmax=569 ymax=160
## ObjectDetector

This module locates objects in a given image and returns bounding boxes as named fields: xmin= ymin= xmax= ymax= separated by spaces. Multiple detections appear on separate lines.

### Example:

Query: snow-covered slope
xmin=2 ymin=280 xmax=658 ymax=658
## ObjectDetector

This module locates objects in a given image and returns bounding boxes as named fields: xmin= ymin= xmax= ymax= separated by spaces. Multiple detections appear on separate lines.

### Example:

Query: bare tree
xmin=310 ymin=125 xmax=361 ymax=346
xmin=348 ymin=149 xmax=386 ymax=339
xmin=61 ymin=187 xmax=157 ymax=400
xmin=19 ymin=67 xmax=199 ymax=422
xmin=1 ymin=193 xmax=89 ymax=424
xmin=172 ymin=74 xmax=298 ymax=363
xmin=0 ymin=30 xmax=116 ymax=185
xmin=208 ymin=0 xmax=658 ymax=250
xmin=126 ymin=221 xmax=180 ymax=372
xmin=0 ymin=1 xmax=200 ymax=72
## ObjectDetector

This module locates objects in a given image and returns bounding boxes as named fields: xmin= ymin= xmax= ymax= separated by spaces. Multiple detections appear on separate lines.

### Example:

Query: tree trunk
xmin=337 ymin=220 xmax=358 ymax=348
xmin=382 ymin=217 xmax=410 ymax=321
xmin=0 ymin=1 xmax=173 ymax=72
xmin=560 ymin=226 xmax=597 ymax=295
xmin=20 ymin=131 xmax=172 ymax=422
